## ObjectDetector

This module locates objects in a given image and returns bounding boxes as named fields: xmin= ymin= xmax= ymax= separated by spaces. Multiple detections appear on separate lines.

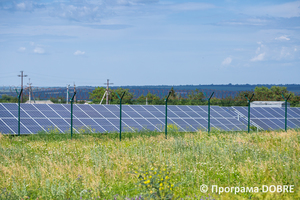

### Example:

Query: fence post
xmin=16 ymin=89 xmax=23 ymax=136
xmin=244 ymin=94 xmax=254 ymax=133
xmin=116 ymin=92 xmax=126 ymax=141
xmin=165 ymin=91 xmax=172 ymax=139
xmin=282 ymin=93 xmax=291 ymax=132
xmin=204 ymin=92 xmax=214 ymax=134
xmin=70 ymin=92 xmax=76 ymax=139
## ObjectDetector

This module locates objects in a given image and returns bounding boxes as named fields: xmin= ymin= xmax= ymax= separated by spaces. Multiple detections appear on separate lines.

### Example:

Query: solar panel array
xmin=232 ymin=107 xmax=300 ymax=130
xmin=0 ymin=103 xmax=247 ymax=134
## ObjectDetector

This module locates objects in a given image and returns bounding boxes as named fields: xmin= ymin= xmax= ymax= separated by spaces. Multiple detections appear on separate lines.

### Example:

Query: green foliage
xmin=0 ymin=94 xmax=18 ymax=103
xmin=133 ymin=165 xmax=177 ymax=199
xmin=89 ymin=87 xmax=134 ymax=104
xmin=136 ymin=93 xmax=164 ymax=105
xmin=50 ymin=97 xmax=66 ymax=104
xmin=88 ymin=86 xmax=300 ymax=107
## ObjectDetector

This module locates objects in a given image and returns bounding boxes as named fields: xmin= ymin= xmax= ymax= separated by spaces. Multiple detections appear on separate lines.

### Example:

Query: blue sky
xmin=0 ymin=0 xmax=300 ymax=87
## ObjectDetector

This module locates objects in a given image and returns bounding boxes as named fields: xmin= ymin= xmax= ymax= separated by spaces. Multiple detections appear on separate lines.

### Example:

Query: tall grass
xmin=0 ymin=129 xmax=299 ymax=199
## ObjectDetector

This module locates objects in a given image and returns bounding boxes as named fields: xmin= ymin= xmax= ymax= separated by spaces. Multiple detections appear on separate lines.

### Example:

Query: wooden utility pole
xmin=18 ymin=71 xmax=27 ymax=103
xmin=104 ymin=79 xmax=113 ymax=105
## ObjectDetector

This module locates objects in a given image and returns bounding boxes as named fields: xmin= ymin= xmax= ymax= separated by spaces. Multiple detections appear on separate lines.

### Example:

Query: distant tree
xmin=169 ymin=87 xmax=177 ymax=100
xmin=136 ymin=92 xmax=163 ymax=105
xmin=233 ymin=86 xmax=297 ymax=106
xmin=253 ymin=86 xmax=294 ymax=101
xmin=89 ymin=87 xmax=134 ymax=104
xmin=0 ymin=95 xmax=18 ymax=103
xmin=50 ymin=97 xmax=66 ymax=104
xmin=89 ymin=87 xmax=106 ymax=104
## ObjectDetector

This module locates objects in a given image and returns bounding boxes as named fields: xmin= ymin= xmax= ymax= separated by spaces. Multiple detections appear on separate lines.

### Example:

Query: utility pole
xmin=104 ymin=79 xmax=113 ymax=105
xmin=66 ymin=84 xmax=70 ymax=104
xmin=18 ymin=71 xmax=27 ymax=103
xmin=27 ymin=78 xmax=32 ymax=104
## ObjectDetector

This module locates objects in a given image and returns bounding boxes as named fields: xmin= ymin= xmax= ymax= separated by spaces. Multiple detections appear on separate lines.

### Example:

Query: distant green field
xmin=0 ymin=129 xmax=299 ymax=199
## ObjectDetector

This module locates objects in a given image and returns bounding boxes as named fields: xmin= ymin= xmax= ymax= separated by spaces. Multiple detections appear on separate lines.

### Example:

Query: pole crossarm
xmin=165 ymin=91 xmax=172 ymax=139
xmin=116 ymin=91 xmax=126 ymax=141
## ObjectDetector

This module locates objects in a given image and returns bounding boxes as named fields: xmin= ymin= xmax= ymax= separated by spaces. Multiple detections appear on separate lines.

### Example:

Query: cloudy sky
xmin=0 ymin=0 xmax=300 ymax=87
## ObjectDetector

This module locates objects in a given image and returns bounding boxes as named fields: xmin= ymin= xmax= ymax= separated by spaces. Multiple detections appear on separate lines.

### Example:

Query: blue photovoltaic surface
xmin=232 ymin=107 xmax=300 ymax=130
xmin=0 ymin=103 xmax=253 ymax=134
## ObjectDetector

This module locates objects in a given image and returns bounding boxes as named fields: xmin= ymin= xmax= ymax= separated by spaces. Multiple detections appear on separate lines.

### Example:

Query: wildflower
xmin=149 ymin=176 xmax=152 ymax=179
xmin=165 ymin=176 xmax=169 ymax=180
xmin=151 ymin=167 xmax=154 ymax=170
xmin=171 ymin=184 xmax=174 ymax=187
xmin=160 ymin=183 xmax=163 ymax=187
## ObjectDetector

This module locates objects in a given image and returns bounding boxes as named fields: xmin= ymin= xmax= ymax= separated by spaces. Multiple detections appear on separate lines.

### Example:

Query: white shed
xmin=250 ymin=101 xmax=289 ymax=107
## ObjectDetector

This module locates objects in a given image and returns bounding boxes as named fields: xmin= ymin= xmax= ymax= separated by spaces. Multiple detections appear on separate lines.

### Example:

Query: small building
xmin=25 ymin=100 xmax=54 ymax=104
xmin=250 ymin=101 xmax=289 ymax=107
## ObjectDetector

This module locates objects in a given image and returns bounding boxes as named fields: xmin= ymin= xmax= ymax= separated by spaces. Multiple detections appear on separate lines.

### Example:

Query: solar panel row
xmin=232 ymin=107 xmax=300 ymax=130
xmin=0 ymin=103 xmax=246 ymax=134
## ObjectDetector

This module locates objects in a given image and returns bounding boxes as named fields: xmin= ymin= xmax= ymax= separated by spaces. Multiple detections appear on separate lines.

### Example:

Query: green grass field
xmin=0 ymin=129 xmax=299 ymax=199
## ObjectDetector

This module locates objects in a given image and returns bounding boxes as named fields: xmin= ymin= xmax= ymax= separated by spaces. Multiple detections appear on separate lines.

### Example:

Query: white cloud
xmin=222 ymin=57 xmax=232 ymax=65
xmin=251 ymin=53 xmax=265 ymax=62
xmin=295 ymin=48 xmax=297 ymax=52
xmin=18 ymin=47 xmax=26 ymax=52
xmin=275 ymin=35 xmax=290 ymax=41
xmin=74 ymin=50 xmax=85 ymax=55
xmin=255 ymin=47 xmax=261 ymax=54
xmin=279 ymin=47 xmax=291 ymax=59
xmin=34 ymin=47 xmax=45 ymax=54
xmin=16 ymin=3 xmax=26 ymax=10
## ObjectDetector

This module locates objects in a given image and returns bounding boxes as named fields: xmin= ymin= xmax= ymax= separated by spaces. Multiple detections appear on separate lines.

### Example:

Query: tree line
xmin=89 ymin=86 xmax=300 ymax=107
xmin=1 ymin=86 xmax=299 ymax=106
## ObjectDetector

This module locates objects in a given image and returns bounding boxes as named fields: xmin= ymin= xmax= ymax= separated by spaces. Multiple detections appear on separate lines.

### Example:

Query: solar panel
xmin=232 ymin=107 xmax=300 ymax=130
xmin=1 ymin=103 xmax=250 ymax=134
